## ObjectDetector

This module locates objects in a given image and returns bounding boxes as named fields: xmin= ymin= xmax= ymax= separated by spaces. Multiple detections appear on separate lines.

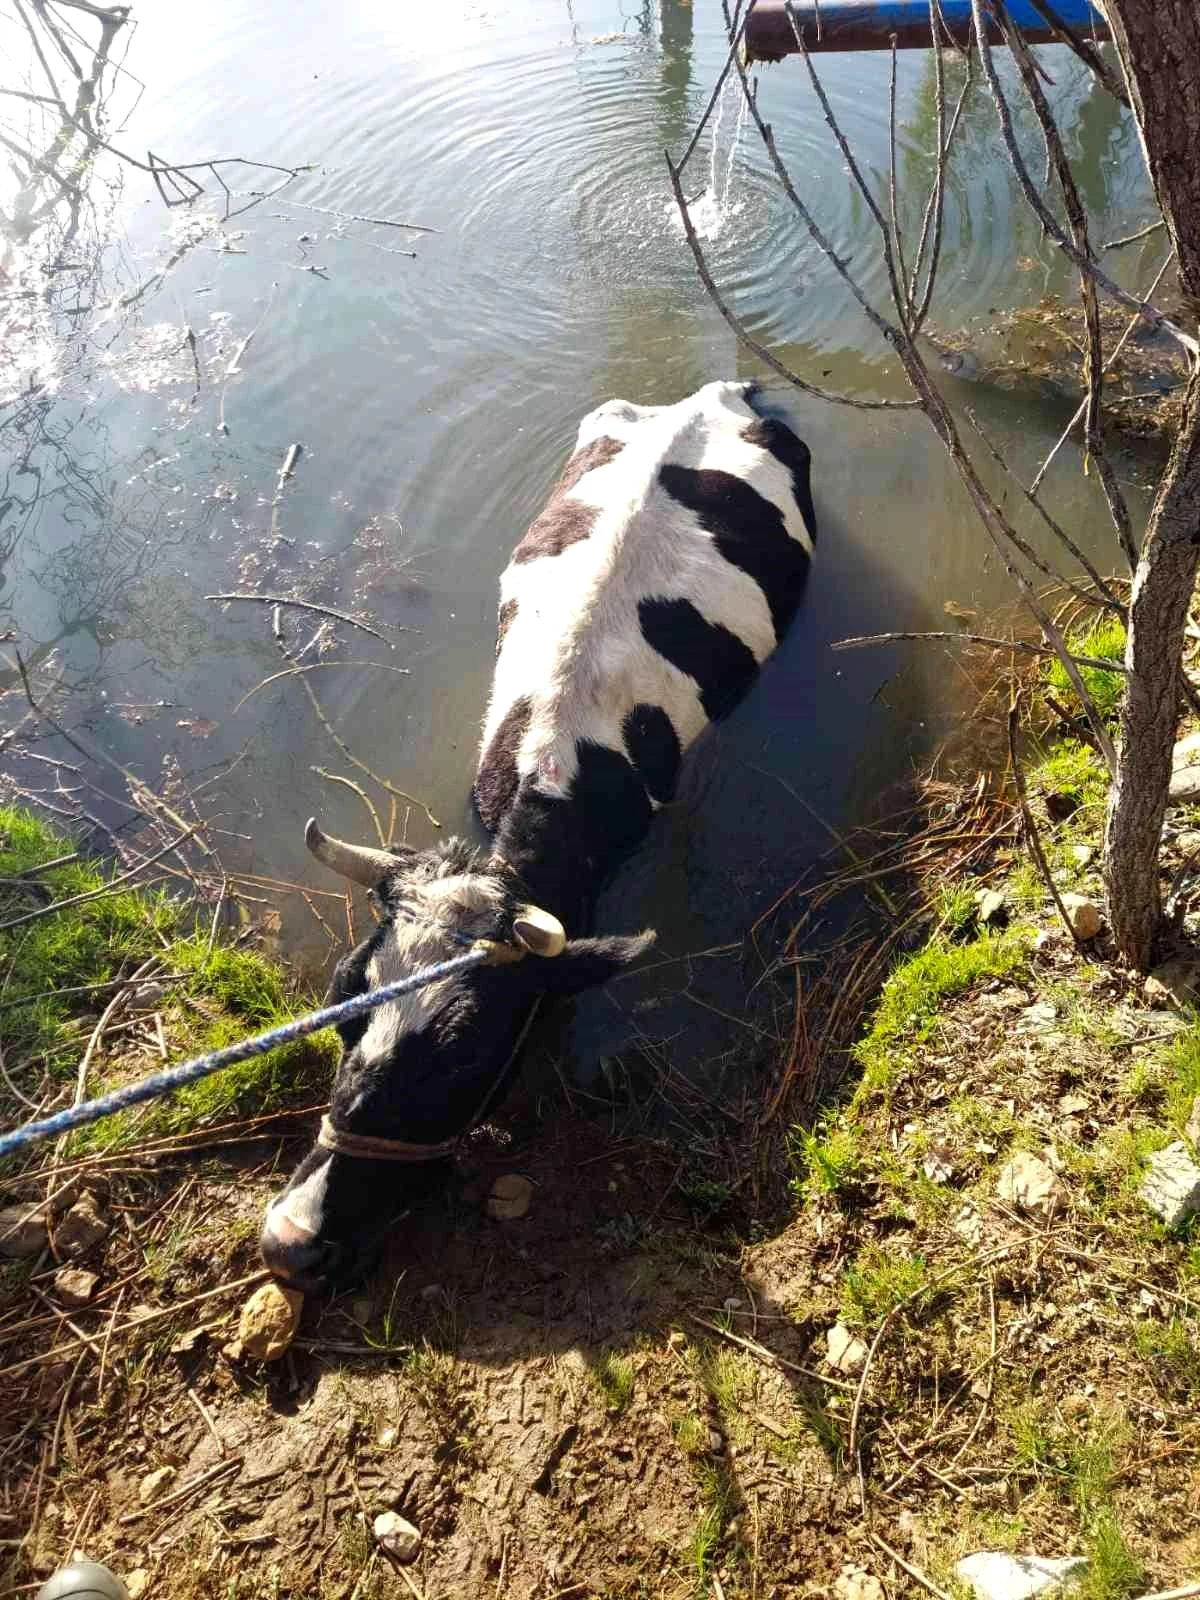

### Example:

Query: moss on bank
xmin=779 ymin=723 xmax=1200 ymax=1594
xmin=0 ymin=806 xmax=336 ymax=1160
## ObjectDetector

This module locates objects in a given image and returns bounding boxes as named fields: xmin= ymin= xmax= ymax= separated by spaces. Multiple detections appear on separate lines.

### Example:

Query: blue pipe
xmin=745 ymin=0 xmax=1111 ymax=58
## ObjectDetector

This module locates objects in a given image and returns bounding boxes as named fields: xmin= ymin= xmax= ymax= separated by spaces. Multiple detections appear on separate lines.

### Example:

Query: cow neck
xmin=492 ymin=793 xmax=597 ymax=933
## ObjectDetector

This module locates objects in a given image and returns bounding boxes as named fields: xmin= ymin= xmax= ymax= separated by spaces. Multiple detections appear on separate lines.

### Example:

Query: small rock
xmin=350 ymin=1298 xmax=373 ymax=1324
xmin=1033 ymin=929 xmax=1056 ymax=952
xmin=486 ymin=1174 xmax=533 ymax=1221
xmin=54 ymin=1266 xmax=99 ymax=1306
xmin=419 ymin=1283 xmax=443 ymax=1302
xmin=708 ymin=1427 xmax=725 ymax=1452
xmin=977 ymin=890 xmax=1007 ymax=925
xmin=834 ymin=1567 xmax=886 ymax=1600
xmin=373 ymin=1510 xmax=421 ymax=1562
xmin=126 ymin=1569 xmax=152 ymax=1599
xmin=722 ymin=1296 xmax=744 ymax=1312
xmin=1140 ymin=1141 xmax=1200 ymax=1229
xmin=955 ymin=1552 xmax=1087 ymax=1600
xmin=1185 ymin=1095 xmax=1200 ymax=1151
xmin=1144 ymin=955 xmax=1200 ymax=1009
xmin=138 ymin=1465 xmax=176 ymax=1505
xmin=825 ymin=1322 xmax=868 ymax=1374
xmin=922 ymin=1146 xmax=956 ymax=1184
xmin=53 ymin=1192 xmax=108 ymax=1259
xmin=1169 ymin=766 xmax=1200 ymax=802
xmin=225 ymin=1281 xmax=303 ymax=1361
xmin=1021 ymin=1002 xmax=1059 ymax=1027
xmin=1173 ymin=829 xmax=1200 ymax=858
xmin=1172 ymin=731 xmax=1200 ymax=768
xmin=378 ymin=1426 xmax=398 ymax=1448
xmin=1061 ymin=894 xmax=1102 ymax=941
xmin=1057 ymin=1093 xmax=1090 ymax=1117
xmin=995 ymin=1153 xmax=1065 ymax=1219
xmin=667 ymin=1329 xmax=687 ymax=1348
xmin=0 ymin=1201 xmax=48 ymax=1259
xmin=1070 ymin=844 xmax=1095 ymax=868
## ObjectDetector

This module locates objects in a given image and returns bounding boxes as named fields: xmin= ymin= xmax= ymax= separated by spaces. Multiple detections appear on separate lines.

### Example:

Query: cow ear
xmin=535 ymin=930 xmax=655 ymax=996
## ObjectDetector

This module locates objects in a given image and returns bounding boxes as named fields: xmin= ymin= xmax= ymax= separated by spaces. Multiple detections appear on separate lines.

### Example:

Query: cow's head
xmin=259 ymin=819 xmax=652 ymax=1290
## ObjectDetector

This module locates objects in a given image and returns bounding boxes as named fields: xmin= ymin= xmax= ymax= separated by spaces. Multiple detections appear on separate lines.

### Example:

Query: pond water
xmin=0 ymin=0 xmax=1171 ymax=1083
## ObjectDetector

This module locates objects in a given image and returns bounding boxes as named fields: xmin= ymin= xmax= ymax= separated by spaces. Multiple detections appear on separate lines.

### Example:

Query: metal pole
xmin=745 ymin=0 xmax=1110 ymax=60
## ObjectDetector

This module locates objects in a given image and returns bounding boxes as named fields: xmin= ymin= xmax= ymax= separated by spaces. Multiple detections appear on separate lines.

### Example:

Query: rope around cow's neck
xmin=0 ymin=944 xmax=500 ymax=1161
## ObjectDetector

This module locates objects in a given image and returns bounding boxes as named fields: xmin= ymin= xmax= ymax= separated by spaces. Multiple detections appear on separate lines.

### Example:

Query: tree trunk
xmin=1101 ymin=0 xmax=1200 ymax=971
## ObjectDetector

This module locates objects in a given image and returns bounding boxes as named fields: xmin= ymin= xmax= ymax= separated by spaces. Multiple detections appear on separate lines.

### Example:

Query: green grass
xmin=686 ymin=1464 xmax=729 ymax=1588
xmin=1163 ymin=1018 xmax=1200 ymax=1133
xmin=840 ymin=1244 xmax=928 ymax=1328
xmin=853 ymin=928 xmax=1029 ymax=1096
xmin=1080 ymin=1512 xmax=1145 ymax=1600
xmin=0 ymin=806 xmax=336 ymax=1161
xmin=1045 ymin=619 xmax=1126 ymax=725
xmin=593 ymin=1350 xmax=636 ymax=1413
xmin=792 ymin=1123 xmax=862 ymax=1199
xmin=1027 ymin=737 xmax=1109 ymax=819
xmin=1134 ymin=1316 xmax=1200 ymax=1400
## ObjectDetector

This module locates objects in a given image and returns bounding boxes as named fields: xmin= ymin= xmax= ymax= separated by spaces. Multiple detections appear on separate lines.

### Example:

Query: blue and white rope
xmin=0 ymin=946 xmax=489 ymax=1161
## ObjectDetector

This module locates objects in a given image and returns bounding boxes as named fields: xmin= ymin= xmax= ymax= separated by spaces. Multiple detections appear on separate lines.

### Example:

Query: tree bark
xmin=1102 ymin=0 xmax=1200 ymax=971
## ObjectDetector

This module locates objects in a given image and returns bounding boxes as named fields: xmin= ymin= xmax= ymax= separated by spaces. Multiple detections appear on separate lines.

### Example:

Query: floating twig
xmin=831 ymin=631 xmax=1126 ymax=673
xmin=206 ymin=593 xmax=400 ymax=644
xmin=232 ymin=660 xmax=411 ymax=715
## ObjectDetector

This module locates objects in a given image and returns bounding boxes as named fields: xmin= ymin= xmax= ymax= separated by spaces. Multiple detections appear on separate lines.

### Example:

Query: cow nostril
xmin=260 ymin=1209 xmax=330 ymax=1289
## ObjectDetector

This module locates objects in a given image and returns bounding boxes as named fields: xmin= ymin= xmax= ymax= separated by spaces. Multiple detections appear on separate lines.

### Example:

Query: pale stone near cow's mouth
xmin=486 ymin=1173 xmax=534 ymax=1221
xmin=225 ymin=1281 xmax=304 ymax=1361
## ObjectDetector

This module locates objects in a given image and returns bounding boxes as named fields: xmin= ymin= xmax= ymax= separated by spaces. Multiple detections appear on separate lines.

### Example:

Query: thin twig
xmin=312 ymin=768 xmax=387 ymax=849
xmin=1008 ymin=695 xmax=1086 ymax=949
xmin=831 ymin=631 xmax=1125 ymax=672
xmin=232 ymin=659 xmax=410 ymax=715
xmin=207 ymin=592 xmax=400 ymax=645
xmin=1103 ymin=218 xmax=1165 ymax=252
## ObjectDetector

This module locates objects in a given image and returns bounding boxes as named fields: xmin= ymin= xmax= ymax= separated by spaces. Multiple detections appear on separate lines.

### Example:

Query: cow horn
xmin=304 ymin=818 xmax=399 ymax=888
xmin=511 ymin=905 xmax=566 ymax=958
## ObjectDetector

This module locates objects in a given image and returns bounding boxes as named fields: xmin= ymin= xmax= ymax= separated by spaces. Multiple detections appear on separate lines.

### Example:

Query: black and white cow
xmin=260 ymin=380 xmax=815 ymax=1289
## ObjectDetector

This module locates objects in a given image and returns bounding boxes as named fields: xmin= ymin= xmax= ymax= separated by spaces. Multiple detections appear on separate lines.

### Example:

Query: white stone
xmin=956 ymin=1552 xmax=1086 ymax=1600
xmin=1061 ymin=895 xmax=1102 ymax=941
xmin=1140 ymin=1141 xmax=1200 ymax=1229
xmin=138 ymin=1465 xmax=175 ymax=1505
xmin=978 ymin=890 xmax=1007 ymax=925
xmin=1169 ymin=766 xmax=1200 ymax=802
xmin=825 ymin=1322 xmax=868 ymax=1374
xmin=1070 ymin=845 xmax=1095 ymax=868
xmin=995 ymin=1153 xmax=1064 ymax=1219
xmin=1172 ymin=731 xmax=1200 ymax=768
xmin=834 ymin=1567 xmax=886 ymax=1600
xmin=0 ymin=1202 xmax=48 ymax=1259
xmin=373 ymin=1510 xmax=421 ymax=1562
xmin=126 ymin=1569 xmax=152 ymax=1599
xmin=922 ymin=1146 xmax=955 ymax=1184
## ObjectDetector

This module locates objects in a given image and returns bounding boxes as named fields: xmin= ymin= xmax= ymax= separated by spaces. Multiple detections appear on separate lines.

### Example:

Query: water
xmin=0 ymin=0 xmax=1169 ymax=1083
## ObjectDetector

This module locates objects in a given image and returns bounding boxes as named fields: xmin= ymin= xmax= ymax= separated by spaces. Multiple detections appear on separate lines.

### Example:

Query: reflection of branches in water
xmin=0 ymin=0 xmax=310 ymax=234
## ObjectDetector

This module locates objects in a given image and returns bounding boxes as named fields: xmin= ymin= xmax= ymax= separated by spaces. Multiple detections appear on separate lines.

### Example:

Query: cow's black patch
xmin=622 ymin=702 xmax=681 ymax=803
xmin=512 ymin=435 xmax=624 ymax=565
xmin=659 ymin=463 xmax=811 ymax=643
xmin=571 ymin=738 xmax=654 ymax=868
xmin=742 ymin=416 xmax=817 ymax=543
xmin=638 ymin=595 xmax=759 ymax=720
xmin=496 ymin=597 xmax=517 ymax=655
xmin=474 ymin=695 xmax=532 ymax=832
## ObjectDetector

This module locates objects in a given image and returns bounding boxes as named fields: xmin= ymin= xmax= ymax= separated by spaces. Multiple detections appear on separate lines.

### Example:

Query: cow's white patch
xmin=480 ymin=381 xmax=811 ymax=804
xmin=274 ymin=1157 xmax=331 ymax=1236
xmin=358 ymin=870 xmax=505 ymax=1068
